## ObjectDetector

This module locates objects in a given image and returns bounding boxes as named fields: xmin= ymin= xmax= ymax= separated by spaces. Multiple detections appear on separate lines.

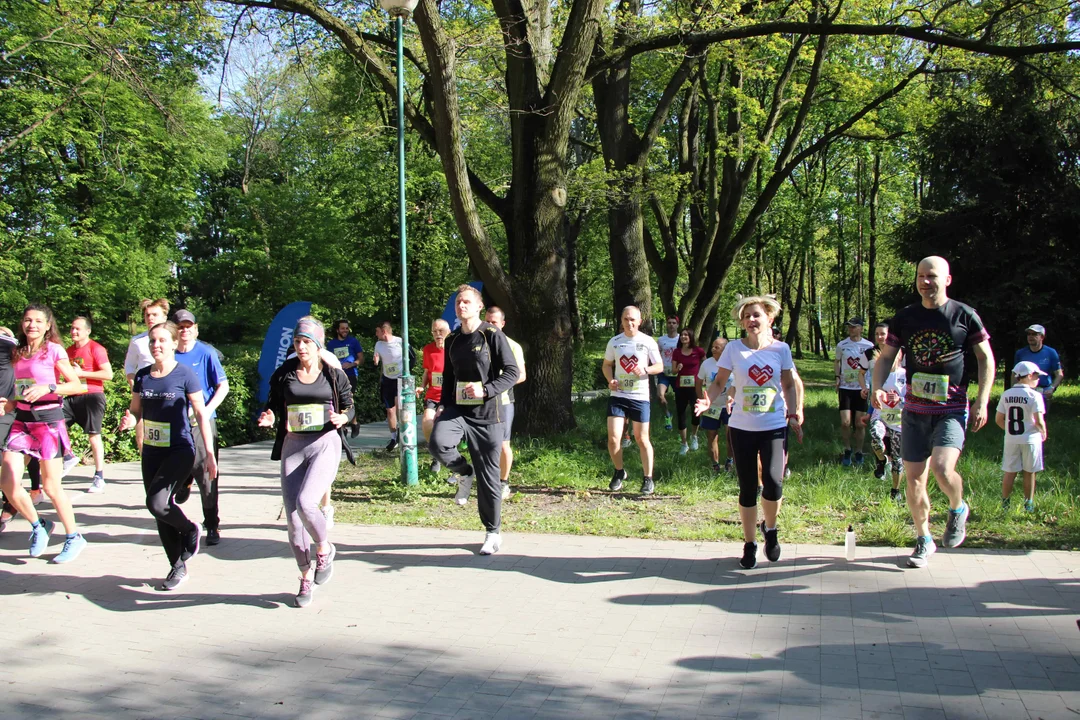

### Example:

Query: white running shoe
xmin=501 ymin=482 xmax=511 ymax=501
xmin=62 ymin=455 xmax=80 ymax=476
xmin=621 ymin=436 xmax=632 ymax=448
xmin=86 ymin=476 xmax=105 ymax=494
xmin=479 ymin=532 xmax=502 ymax=555
xmin=321 ymin=504 xmax=335 ymax=531
xmin=454 ymin=473 xmax=474 ymax=506
xmin=679 ymin=443 xmax=689 ymax=456
xmin=690 ymin=436 xmax=699 ymax=451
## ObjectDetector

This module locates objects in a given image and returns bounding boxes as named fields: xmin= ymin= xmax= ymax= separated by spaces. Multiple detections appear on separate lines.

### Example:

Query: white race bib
xmin=741 ymin=386 xmax=777 ymax=413
xmin=678 ymin=376 xmax=695 ymax=388
xmin=333 ymin=346 xmax=349 ymax=359
xmin=384 ymin=363 xmax=400 ymax=377
xmin=144 ymin=420 xmax=171 ymax=448
xmin=615 ymin=370 xmax=640 ymax=393
xmin=456 ymin=382 xmax=483 ymax=406
xmin=911 ymin=372 xmax=949 ymax=403
xmin=431 ymin=371 xmax=443 ymax=388
xmin=703 ymin=404 xmax=724 ymax=420
xmin=880 ymin=406 xmax=902 ymax=426
xmin=287 ymin=403 xmax=326 ymax=432
xmin=841 ymin=368 xmax=860 ymax=386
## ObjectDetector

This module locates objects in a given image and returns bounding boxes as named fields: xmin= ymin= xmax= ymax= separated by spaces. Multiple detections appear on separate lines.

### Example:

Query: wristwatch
xmin=48 ymin=383 xmax=57 ymax=393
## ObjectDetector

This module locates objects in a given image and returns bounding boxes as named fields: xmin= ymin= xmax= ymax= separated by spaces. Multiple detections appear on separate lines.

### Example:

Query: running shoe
xmin=314 ymin=543 xmax=336 ymax=585
xmin=890 ymin=488 xmax=902 ymax=502
xmin=906 ymin=536 xmax=936 ymax=568
xmin=740 ymin=542 xmax=758 ymax=569
xmin=664 ymin=415 xmax=673 ymax=431
xmin=385 ymin=436 xmax=399 ymax=451
xmin=784 ymin=467 xmax=791 ymax=479
xmin=182 ymin=524 xmax=200 ymax=561
xmin=446 ymin=471 xmax=460 ymax=485
xmin=501 ymin=482 xmax=511 ymax=501
xmin=321 ymin=504 xmax=335 ymax=531
xmin=429 ymin=460 xmax=442 ymax=474
xmin=454 ymin=472 xmax=474 ymax=506
xmin=840 ymin=451 xmax=852 ymax=467
xmin=52 ymin=533 xmax=87 ymax=564
xmin=62 ymin=454 xmax=79 ymax=476
xmin=350 ymin=423 xmax=360 ymax=438
xmin=640 ymin=476 xmax=655 ymax=495
xmin=609 ymin=468 xmax=626 ymax=492
xmin=679 ymin=443 xmax=689 ymax=456
xmin=1024 ymin=499 xmax=1035 ymax=513
xmin=207 ymin=527 xmax=221 ymax=546
xmin=759 ymin=521 xmax=780 ymax=562
xmin=86 ymin=475 xmax=106 ymax=494
xmin=174 ymin=481 xmax=193 ymax=505
xmin=28 ymin=519 xmax=53 ymax=557
xmin=621 ymin=436 xmax=631 ymax=449
xmin=479 ymin=532 xmax=502 ymax=555
xmin=942 ymin=503 xmax=969 ymax=548
xmin=295 ymin=577 xmax=315 ymax=608
xmin=29 ymin=489 xmax=45 ymax=506
xmin=724 ymin=458 xmax=734 ymax=473
xmin=853 ymin=453 xmax=865 ymax=467
xmin=874 ymin=459 xmax=887 ymax=480
xmin=0 ymin=516 xmax=7 ymax=534
xmin=689 ymin=436 xmax=699 ymax=451
xmin=159 ymin=561 xmax=188 ymax=591
xmin=711 ymin=462 xmax=722 ymax=475
xmin=1001 ymin=496 xmax=1011 ymax=510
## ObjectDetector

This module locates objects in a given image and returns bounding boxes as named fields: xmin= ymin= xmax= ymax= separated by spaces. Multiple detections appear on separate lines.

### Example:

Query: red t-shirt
xmin=66 ymin=339 xmax=110 ymax=394
xmin=674 ymin=347 xmax=706 ymax=384
xmin=422 ymin=342 xmax=445 ymax=403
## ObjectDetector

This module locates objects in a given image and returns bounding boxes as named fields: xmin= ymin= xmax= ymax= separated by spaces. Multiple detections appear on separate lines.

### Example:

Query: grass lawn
xmin=333 ymin=356 xmax=1080 ymax=549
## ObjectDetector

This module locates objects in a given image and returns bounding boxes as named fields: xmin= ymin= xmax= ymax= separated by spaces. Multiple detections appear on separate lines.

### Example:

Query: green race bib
xmin=287 ymin=404 xmax=326 ymax=432
xmin=703 ymin=404 xmax=724 ymax=420
xmin=384 ymin=363 xmax=400 ymax=377
xmin=841 ymin=368 xmax=860 ymax=386
xmin=742 ymin=386 xmax=777 ymax=413
xmin=456 ymin=382 xmax=483 ymax=406
xmin=333 ymin=346 xmax=349 ymax=359
xmin=431 ymin=371 xmax=443 ymax=388
xmin=13 ymin=377 xmax=34 ymax=402
xmin=679 ymin=376 xmax=695 ymax=388
xmin=911 ymin=372 xmax=949 ymax=403
xmin=144 ymin=420 xmax=171 ymax=448
xmin=615 ymin=370 xmax=640 ymax=393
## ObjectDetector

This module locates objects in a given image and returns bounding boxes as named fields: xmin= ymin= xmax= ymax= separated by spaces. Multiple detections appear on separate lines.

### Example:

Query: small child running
xmin=861 ymin=362 xmax=906 ymax=501
xmin=995 ymin=361 xmax=1048 ymax=512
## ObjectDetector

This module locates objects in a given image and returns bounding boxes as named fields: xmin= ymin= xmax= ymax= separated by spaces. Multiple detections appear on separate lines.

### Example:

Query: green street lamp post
xmin=381 ymin=0 xmax=419 ymax=486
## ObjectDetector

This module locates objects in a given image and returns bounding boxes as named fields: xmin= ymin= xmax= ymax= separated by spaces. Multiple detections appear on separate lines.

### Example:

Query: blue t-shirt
xmin=326 ymin=336 xmax=364 ymax=378
xmin=1013 ymin=346 xmax=1060 ymax=388
xmin=134 ymin=364 xmax=202 ymax=453
xmin=175 ymin=341 xmax=227 ymax=418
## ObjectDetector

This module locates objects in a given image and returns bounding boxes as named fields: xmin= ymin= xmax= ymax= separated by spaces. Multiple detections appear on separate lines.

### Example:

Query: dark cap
xmin=845 ymin=317 xmax=865 ymax=327
xmin=173 ymin=309 xmax=197 ymax=325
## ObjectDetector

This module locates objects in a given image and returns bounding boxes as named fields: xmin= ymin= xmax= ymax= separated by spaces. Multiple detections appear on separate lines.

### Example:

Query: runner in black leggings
xmin=120 ymin=322 xmax=217 ymax=590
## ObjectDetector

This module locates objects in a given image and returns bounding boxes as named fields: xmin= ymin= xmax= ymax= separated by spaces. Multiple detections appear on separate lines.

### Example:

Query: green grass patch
xmin=334 ymin=376 xmax=1080 ymax=549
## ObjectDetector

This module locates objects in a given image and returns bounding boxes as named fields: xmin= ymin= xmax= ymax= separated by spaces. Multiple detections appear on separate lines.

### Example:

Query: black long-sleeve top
xmin=440 ymin=321 xmax=520 ymax=425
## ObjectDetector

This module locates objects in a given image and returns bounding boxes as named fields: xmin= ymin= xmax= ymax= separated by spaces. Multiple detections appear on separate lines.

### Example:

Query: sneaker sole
xmin=906 ymin=557 xmax=929 ymax=568
xmin=52 ymin=541 xmax=87 ymax=564
xmin=295 ymin=593 xmax=314 ymax=608
xmin=159 ymin=574 xmax=189 ymax=591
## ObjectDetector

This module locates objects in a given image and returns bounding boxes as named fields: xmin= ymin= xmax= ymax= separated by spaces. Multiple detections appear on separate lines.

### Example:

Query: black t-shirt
xmin=134 ymin=363 xmax=202 ymax=453
xmin=281 ymin=371 xmax=334 ymax=433
xmin=441 ymin=322 xmax=520 ymax=425
xmin=0 ymin=336 xmax=15 ymax=398
xmin=885 ymin=299 xmax=989 ymax=415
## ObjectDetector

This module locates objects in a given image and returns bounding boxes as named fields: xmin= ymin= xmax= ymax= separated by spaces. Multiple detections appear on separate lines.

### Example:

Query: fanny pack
xmin=16 ymin=406 xmax=65 ymax=423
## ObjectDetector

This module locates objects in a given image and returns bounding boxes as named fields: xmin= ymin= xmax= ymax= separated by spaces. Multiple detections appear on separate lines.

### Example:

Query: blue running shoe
xmin=29 ymin=519 xmax=54 ymax=558
xmin=53 ymin=533 xmax=87 ymax=564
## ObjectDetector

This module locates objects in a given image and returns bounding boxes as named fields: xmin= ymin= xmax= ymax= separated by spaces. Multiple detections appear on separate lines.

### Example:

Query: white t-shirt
xmin=657 ymin=334 xmax=680 ymax=376
xmin=996 ymin=386 xmax=1045 ymax=445
xmin=836 ymin=337 xmax=874 ymax=390
xmin=375 ymin=337 xmax=404 ymax=379
xmin=872 ymin=367 xmax=906 ymax=432
xmin=698 ymin=355 xmax=733 ymax=420
xmin=605 ymin=332 xmax=661 ymax=401
xmin=124 ymin=331 xmax=152 ymax=376
xmin=719 ymin=339 xmax=794 ymax=432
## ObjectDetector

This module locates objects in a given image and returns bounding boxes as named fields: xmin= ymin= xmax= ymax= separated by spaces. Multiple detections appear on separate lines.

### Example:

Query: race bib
xmin=841 ymin=368 xmax=860 ymax=386
xmin=287 ymin=403 xmax=326 ymax=432
xmin=144 ymin=420 xmax=171 ymax=448
xmin=742 ymin=386 xmax=777 ymax=413
xmin=384 ymin=363 xmax=400 ymax=377
xmin=431 ymin=371 xmax=443 ymax=388
xmin=911 ymin=372 xmax=949 ymax=403
xmin=456 ymin=382 xmax=483 ymax=406
xmin=615 ymin=371 xmax=640 ymax=393
xmin=880 ymin=406 xmax=902 ymax=426
xmin=13 ymin=377 xmax=34 ymax=402
xmin=679 ymin=376 xmax=695 ymax=388
xmin=333 ymin=346 xmax=349 ymax=359
xmin=703 ymin=404 xmax=724 ymax=420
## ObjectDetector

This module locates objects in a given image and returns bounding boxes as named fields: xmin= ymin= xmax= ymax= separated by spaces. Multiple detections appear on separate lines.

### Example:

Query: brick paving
xmin=2 ymin=439 xmax=1080 ymax=719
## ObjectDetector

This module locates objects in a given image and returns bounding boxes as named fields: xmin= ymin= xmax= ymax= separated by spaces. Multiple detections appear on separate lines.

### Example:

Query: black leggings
xmin=730 ymin=426 xmax=787 ymax=508
xmin=143 ymin=448 xmax=197 ymax=566
xmin=674 ymin=386 xmax=700 ymax=431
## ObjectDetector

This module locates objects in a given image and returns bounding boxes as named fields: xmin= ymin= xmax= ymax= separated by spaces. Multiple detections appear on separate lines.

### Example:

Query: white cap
xmin=1013 ymin=361 xmax=1047 ymax=377
xmin=1026 ymin=324 xmax=1046 ymax=335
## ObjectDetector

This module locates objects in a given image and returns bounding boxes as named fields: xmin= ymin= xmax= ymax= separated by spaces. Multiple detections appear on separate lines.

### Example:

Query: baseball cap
xmin=1012 ymin=361 xmax=1047 ymax=377
xmin=845 ymin=317 xmax=864 ymax=327
xmin=173 ymin=309 xmax=197 ymax=325
xmin=1025 ymin=324 xmax=1045 ymax=335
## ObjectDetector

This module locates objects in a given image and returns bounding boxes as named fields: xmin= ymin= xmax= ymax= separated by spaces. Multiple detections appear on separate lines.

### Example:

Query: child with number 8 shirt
xmin=995 ymin=361 xmax=1048 ymax=512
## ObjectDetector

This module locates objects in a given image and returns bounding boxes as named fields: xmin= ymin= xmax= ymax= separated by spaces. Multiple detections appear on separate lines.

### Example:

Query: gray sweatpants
xmin=430 ymin=413 xmax=504 ymax=533
xmin=280 ymin=430 xmax=341 ymax=569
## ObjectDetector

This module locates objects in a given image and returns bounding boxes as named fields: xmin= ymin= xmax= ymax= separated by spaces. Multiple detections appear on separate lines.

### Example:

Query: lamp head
xmin=380 ymin=0 xmax=418 ymax=18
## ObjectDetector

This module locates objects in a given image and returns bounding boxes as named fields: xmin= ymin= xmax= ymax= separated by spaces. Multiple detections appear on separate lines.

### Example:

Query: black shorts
xmin=838 ymin=388 xmax=867 ymax=414
xmin=380 ymin=376 xmax=399 ymax=409
xmin=347 ymin=374 xmax=358 ymax=392
xmin=63 ymin=393 xmax=107 ymax=435
xmin=424 ymin=399 xmax=439 ymax=411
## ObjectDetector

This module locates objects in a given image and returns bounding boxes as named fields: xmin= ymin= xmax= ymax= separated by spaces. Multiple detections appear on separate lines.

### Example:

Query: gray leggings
xmin=280 ymin=430 xmax=341 ymax=570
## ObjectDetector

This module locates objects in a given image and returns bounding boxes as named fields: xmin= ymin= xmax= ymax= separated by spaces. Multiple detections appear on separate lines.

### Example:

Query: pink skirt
xmin=3 ymin=419 xmax=71 ymax=462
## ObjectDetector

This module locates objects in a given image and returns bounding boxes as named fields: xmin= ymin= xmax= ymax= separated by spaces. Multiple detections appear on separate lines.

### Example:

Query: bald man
xmin=872 ymin=256 xmax=994 ymax=568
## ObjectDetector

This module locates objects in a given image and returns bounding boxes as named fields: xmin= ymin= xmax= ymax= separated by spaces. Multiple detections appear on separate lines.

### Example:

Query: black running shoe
xmin=174 ymin=481 xmax=193 ymax=505
xmin=874 ymin=459 xmax=887 ymax=480
xmin=640 ymin=476 xmax=655 ymax=495
xmin=759 ymin=521 xmax=780 ymax=562
xmin=385 ymin=437 xmax=399 ymax=451
xmin=609 ymin=469 xmax=627 ymax=492
xmin=740 ymin=542 xmax=758 ymax=569
xmin=181 ymin=524 xmax=200 ymax=561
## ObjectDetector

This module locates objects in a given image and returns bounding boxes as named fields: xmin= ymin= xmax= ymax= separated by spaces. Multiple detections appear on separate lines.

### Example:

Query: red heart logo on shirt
xmin=748 ymin=364 xmax=773 ymax=386
xmin=619 ymin=355 xmax=639 ymax=374
xmin=884 ymin=394 xmax=899 ymax=408
xmin=846 ymin=357 xmax=861 ymax=370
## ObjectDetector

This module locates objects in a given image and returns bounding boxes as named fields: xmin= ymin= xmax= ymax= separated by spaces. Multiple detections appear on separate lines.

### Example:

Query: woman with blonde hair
xmin=696 ymin=295 xmax=803 ymax=569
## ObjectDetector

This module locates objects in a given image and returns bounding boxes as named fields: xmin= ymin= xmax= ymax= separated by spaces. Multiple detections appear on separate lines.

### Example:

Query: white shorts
xmin=1002 ymin=442 xmax=1043 ymax=473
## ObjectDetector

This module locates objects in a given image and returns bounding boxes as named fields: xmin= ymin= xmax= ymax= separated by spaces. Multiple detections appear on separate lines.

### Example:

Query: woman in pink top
xmin=672 ymin=328 xmax=706 ymax=455
xmin=0 ymin=305 xmax=88 ymax=563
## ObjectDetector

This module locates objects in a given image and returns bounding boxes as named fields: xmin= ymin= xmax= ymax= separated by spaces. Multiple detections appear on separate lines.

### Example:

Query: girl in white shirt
xmin=696 ymin=296 xmax=802 ymax=569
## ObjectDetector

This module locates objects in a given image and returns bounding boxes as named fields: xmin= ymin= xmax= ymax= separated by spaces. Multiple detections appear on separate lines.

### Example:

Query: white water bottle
xmin=845 ymin=524 xmax=856 ymax=561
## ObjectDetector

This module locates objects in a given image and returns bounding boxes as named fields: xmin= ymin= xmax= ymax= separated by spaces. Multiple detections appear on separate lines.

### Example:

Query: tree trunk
xmin=868 ymin=150 xmax=881 ymax=329
xmin=565 ymin=211 xmax=584 ymax=342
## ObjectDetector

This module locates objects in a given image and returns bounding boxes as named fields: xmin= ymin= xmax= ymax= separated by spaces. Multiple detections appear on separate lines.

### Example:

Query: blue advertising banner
xmin=440 ymin=281 xmax=483 ymax=330
xmin=256 ymin=301 xmax=312 ymax=405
